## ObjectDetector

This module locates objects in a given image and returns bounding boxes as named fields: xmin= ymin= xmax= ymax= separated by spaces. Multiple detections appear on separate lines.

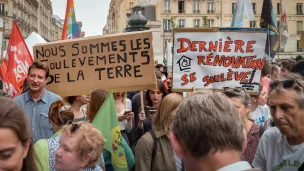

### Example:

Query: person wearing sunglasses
xmin=54 ymin=122 xmax=105 ymax=171
xmin=34 ymin=100 xmax=105 ymax=171
xmin=253 ymin=74 xmax=304 ymax=171
xmin=223 ymin=87 xmax=265 ymax=165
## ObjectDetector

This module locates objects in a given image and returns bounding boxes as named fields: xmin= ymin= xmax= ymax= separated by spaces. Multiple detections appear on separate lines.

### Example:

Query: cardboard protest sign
xmin=34 ymin=31 xmax=156 ymax=97
xmin=172 ymin=28 xmax=267 ymax=93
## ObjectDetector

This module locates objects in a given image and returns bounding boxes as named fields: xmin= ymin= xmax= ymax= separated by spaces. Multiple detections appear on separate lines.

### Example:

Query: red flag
xmin=5 ymin=20 xmax=33 ymax=97
xmin=0 ymin=60 xmax=20 ymax=97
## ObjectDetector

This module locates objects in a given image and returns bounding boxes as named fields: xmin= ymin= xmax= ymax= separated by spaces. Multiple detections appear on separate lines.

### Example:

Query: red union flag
xmin=0 ymin=60 xmax=19 ymax=97
xmin=5 ymin=20 xmax=33 ymax=95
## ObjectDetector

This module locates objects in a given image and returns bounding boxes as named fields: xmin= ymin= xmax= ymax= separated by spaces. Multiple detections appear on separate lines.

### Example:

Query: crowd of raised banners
xmin=1 ymin=17 xmax=304 ymax=171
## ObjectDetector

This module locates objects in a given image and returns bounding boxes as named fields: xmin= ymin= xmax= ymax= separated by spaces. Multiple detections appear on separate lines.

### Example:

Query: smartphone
xmin=148 ymin=110 xmax=157 ymax=114
xmin=124 ymin=111 xmax=131 ymax=115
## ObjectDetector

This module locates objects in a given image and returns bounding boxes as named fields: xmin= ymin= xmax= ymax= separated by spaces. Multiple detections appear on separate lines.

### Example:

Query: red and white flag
xmin=0 ymin=61 xmax=19 ymax=97
xmin=0 ymin=21 xmax=33 ymax=97
xmin=280 ymin=0 xmax=289 ymax=48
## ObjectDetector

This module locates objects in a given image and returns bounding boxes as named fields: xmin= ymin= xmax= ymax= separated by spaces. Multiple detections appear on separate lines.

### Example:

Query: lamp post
xmin=125 ymin=6 xmax=149 ymax=32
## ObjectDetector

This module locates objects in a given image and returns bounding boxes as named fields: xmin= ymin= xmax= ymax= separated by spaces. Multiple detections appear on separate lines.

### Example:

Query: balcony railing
xmin=297 ymin=48 xmax=304 ymax=52
xmin=0 ymin=11 xmax=7 ymax=16
xmin=208 ymin=9 xmax=214 ymax=13
xmin=164 ymin=29 xmax=171 ymax=32
xmin=297 ymin=31 xmax=303 ymax=35
xmin=164 ymin=10 xmax=171 ymax=14
xmin=297 ymin=11 xmax=303 ymax=15
xmin=193 ymin=10 xmax=200 ymax=14
xmin=178 ymin=10 xmax=185 ymax=13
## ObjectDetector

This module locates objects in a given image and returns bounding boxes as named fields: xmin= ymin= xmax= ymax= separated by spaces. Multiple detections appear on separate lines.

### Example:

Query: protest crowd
xmin=1 ymin=0 xmax=304 ymax=170
xmin=1 ymin=56 xmax=304 ymax=171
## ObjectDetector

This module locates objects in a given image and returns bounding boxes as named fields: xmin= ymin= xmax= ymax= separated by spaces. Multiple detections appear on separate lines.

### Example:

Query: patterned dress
xmin=46 ymin=134 xmax=104 ymax=171
xmin=243 ymin=123 xmax=261 ymax=165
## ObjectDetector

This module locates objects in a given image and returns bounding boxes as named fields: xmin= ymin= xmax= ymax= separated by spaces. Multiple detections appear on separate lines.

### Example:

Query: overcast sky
xmin=51 ymin=0 xmax=111 ymax=37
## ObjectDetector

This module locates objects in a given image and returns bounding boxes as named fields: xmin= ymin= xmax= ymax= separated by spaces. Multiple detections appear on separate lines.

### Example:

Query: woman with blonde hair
xmin=135 ymin=93 xmax=184 ymax=171
xmin=34 ymin=100 xmax=105 ymax=171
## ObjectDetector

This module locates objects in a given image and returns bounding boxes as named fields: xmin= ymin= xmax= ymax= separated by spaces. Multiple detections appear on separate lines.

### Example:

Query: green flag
xmin=92 ymin=92 xmax=128 ymax=171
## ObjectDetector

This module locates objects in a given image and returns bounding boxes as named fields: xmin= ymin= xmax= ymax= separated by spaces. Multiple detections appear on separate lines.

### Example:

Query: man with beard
xmin=14 ymin=61 xmax=61 ymax=143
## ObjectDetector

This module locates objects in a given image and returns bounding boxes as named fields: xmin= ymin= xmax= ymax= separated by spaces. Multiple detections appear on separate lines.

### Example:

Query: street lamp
xmin=125 ymin=6 xmax=149 ymax=32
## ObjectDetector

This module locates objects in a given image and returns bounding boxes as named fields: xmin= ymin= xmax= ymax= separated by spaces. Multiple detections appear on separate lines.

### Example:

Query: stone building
xmin=1 ymin=0 xmax=64 ymax=50
xmin=104 ymin=0 xmax=304 ymax=61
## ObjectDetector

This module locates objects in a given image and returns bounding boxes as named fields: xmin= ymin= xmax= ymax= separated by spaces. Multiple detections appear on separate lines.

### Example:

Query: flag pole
xmin=278 ymin=0 xmax=282 ymax=60
xmin=268 ymin=25 xmax=271 ymax=62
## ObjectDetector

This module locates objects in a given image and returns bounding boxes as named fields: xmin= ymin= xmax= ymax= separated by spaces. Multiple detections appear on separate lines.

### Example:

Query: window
xmin=0 ymin=3 xmax=5 ymax=15
xmin=178 ymin=1 xmax=184 ymax=13
xmin=297 ymin=21 xmax=303 ymax=34
xmin=252 ymin=3 xmax=256 ymax=14
xmin=164 ymin=0 xmax=170 ymax=13
xmin=130 ymin=2 xmax=134 ymax=9
xmin=193 ymin=0 xmax=199 ymax=13
xmin=3 ymin=40 xmax=7 ymax=50
xmin=277 ymin=3 xmax=280 ymax=14
xmin=250 ymin=21 xmax=256 ymax=28
xmin=297 ymin=40 xmax=303 ymax=52
xmin=297 ymin=3 xmax=303 ymax=15
xmin=277 ymin=21 xmax=280 ymax=28
xmin=163 ymin=19 xmax=171 ymax=32
xmin=232 ymin=3 xmax=236 ymax=14
xmin=208 ymin=0 xmax=214 ymax=13
xmin=178 ymin=19 xmax=185 ymax=28
xmin=193 ymin=19 xmax=200 ymax=28
xmin=208 ymin=19 xmax=214 ymax=27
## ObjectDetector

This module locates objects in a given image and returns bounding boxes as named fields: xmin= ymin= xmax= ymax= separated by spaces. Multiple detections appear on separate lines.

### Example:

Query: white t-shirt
xmin=252 ymin=127 xmax=304 ymax=171
xmin=251 ymin=105 xmax=271 ymax=126
xmin=118 ymin=98 xmax=132 ymax=133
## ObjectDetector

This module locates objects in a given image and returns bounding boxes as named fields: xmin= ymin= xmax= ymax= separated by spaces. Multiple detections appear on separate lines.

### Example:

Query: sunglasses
xmin=270 ymin=79 xmax=304 ymax=90
xmin=223 ymin=87 xmax=250 ymax=97
xmin=66 ymin=120 xmax=81 ymax=133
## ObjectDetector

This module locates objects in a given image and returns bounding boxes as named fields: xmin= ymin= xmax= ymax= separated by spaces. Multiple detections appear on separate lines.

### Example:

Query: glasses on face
xmin=66 ymin=120 xmax=80 ymax=133
xmin=270 ymin=79 xmax=304 ymax=90
xmin=223 ymin=87 xmax=249 ymax=96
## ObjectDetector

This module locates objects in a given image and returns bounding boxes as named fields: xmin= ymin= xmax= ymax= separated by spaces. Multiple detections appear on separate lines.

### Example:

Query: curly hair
xmin=61 ymin=122 xmax=106 ymax=168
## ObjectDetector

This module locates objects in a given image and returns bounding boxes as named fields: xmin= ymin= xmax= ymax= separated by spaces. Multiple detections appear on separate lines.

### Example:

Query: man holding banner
xmin=14 ymin=61 xmax=61 ymax=143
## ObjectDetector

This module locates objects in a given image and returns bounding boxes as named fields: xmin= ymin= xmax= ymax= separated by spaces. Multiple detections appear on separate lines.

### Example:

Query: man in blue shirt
xmin=15 ymin=61 xmax=61 ymax=143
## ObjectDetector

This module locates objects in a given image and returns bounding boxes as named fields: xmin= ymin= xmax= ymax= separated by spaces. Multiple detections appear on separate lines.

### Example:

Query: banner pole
xmin=140 ymin=91 xmax=144 ymax=113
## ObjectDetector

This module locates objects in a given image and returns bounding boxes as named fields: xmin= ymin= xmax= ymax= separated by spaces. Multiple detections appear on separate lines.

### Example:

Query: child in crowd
xmin=250 ymin=85 xmax=271 ymax=126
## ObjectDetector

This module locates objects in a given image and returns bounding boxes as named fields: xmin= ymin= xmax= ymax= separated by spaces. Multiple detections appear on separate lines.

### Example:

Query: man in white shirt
xmin=170 ymin=90 xmax=261 ymax=171
xmin=253 ymin=74 xmax=304 ymax=171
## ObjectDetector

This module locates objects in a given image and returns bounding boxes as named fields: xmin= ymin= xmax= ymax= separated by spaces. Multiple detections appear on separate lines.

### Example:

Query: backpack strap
xmin=149 ymin=130 xmax=157 ymax=171
xmin=259 ymin=125 xmax=265 ymax=138
xmin=299 ymin=161 xmax=304 ymax=171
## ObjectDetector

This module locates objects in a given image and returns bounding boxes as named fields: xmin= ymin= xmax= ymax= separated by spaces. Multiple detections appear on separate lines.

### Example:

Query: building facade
xmin=38 ymin=0 xmax=52 ymax=41
xmin=51 ymin=15 xmax=63 ymax=41
xmin=105 ymin=0 xmax=304 ymax=62
xmin=159 ymin=0 xmax=304 ymax=60
xmin=0 ymin=0 xmax=64 ymax=51
xmin=104 ymin=0 xmax=165 ymax=63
